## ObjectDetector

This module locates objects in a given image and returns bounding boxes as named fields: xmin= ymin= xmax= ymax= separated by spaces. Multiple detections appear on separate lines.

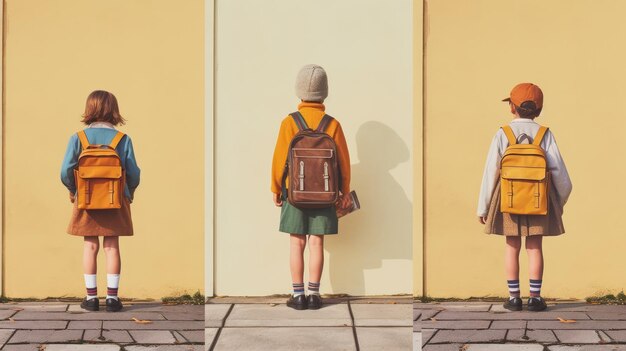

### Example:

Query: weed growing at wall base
xmin=586 ymin=291 xmax=626 ymax=305
xmin=162 ymin=291 xmax=205 ymax=305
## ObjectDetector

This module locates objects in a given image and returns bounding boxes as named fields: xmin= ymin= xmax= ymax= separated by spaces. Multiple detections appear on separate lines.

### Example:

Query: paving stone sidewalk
xmin=0 ymin=301 xmax=203 ymax=350
xmin=206 ymin=296 xmax=412 ymax=351
xmin=415 ymin=301 xmax=626 ymax=351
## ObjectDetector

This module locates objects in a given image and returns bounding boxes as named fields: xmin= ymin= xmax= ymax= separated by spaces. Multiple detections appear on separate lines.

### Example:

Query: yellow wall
xmin=4 ymin=0 xmax=205 ymax=299
xmin=214 ymin=0 xmax=413 ymax=296
xmin=422 ymin=0 xmax=626 ymax=299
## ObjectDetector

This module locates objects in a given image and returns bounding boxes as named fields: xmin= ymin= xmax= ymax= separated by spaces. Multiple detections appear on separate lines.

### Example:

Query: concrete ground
xmin=206 ymin=296 xmax=412 ymax=351
xmin=0 ymin=301 xmax=203 ymax=350
xmin=415 ymin=301 xmax=626 ymax=351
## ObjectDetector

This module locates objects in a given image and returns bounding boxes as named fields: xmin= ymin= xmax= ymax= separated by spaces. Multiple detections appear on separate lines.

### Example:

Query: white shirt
xmin=477 ymin=118 xmax=572 ymax=217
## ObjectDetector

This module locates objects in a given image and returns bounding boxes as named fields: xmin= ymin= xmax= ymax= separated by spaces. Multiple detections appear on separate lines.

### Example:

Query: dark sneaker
xmin=80 ymin=297 xmax=99 ymax=311
xmin=527 ymin=297 xmax=547 ymax=312
xmin=307 ymin=294 xmax=323 ymax=310
xmin=502 ymin=297 xmax=522 ymax=311
xmin=286 ymin=294 xmax=308 ymax=310
xmin=106 ymin=298 xmax=123 ymax=312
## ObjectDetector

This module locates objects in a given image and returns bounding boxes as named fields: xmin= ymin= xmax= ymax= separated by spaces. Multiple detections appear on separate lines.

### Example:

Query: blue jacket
xmin=60 ymin=127 xmax=141 ymax=200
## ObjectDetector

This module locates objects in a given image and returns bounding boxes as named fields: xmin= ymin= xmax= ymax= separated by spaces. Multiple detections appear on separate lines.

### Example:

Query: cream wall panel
xmin=215 ymin=0 xmax=413 ymax=295
xmin=425 ymin=0 xmax=626 ymax=298
xmin=4 ymin=0 xmax=204 ymax=298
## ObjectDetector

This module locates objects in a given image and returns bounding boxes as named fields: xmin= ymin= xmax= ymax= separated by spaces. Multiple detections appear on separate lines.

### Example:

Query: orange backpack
xmin=74 ymin=131 xmax=126 ymax=210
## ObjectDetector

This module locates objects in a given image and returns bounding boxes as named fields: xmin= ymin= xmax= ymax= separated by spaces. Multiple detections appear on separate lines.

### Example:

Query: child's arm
xmin=477 ymin=130 xmax=504 ymax=219
xmin=60 ymin=134 xmax=81 ymax=196
xmin=123 ymin=136 xmax=141 ymax=200
xmin=545 ymin=132 xmax=572 ymax=207
xmin=271 ymin=118 xmax=294 ymax=199
xmin=332 ymin=122 xmax=351 ymax=195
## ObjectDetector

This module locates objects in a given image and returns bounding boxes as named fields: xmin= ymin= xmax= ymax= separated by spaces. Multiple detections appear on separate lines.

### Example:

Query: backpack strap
xmin=290 ymin=112 xmax=309 ymax=131
xmin=77 ymin=130 xmax=90 ymax=150
xmin=315 ymin=114 xmax=334 ymax=133
xmin=109 ymin=131 xmax=126 ymax=149
xmin=532 ymin=126 xmax=549 ymax=146
xmin=501 ymin=125 xmax=517 ymax=145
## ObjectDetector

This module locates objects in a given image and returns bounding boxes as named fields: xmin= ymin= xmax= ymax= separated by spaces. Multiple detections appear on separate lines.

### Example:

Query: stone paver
xmin=465 ymin=345 xmax=545 ymax=350
xmin=553 ymin=329 xmax=601 ymax=344
xmin=83 ymin=329 xmax=134 ymax=343
xmin=103 ymin=320 xmax=202 ymax=330
xmin=0 ymin=302 xmax=203 ymax=348
xmin=422 ymin=344 xmax=463 ymax=351
xmin=549 ymin=346 xmax=626 ymax=351
xmin=418 ymin=301 xmax=626 ymax=348
xmin=40 ymin=346 xmax=121 ymax=351
xmin=351 ymin=304 xmax=412 ymax=326
xmin=205 ymin=304 xmax=231 ymax=328
xmin=506 ymin=329 xmax=558 ymax=343
xmin=413 ymin=331 xmax=421 ymax=350
xmin=214 ymin=327 xmax=355 ymax=351
xmin=225 ymin=303 xmax=352 ymax=327
xmin=429 ymin=329 xmax=506 ymax=343
xmin=129 ymin=330 xmax=177 ymax=344
xmin=8 ymin=329 xmax=83 ymax=343
xmin=205 ymin=328 xmax=218 ymax=350
xmin=357 ymin=327 xmax=412 ymax=350
xmin=125 ymin=347 xmax=203 ymax=351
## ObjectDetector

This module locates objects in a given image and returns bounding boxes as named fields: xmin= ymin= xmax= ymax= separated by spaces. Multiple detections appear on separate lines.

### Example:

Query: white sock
xmin=84 ymin=274 xmax=97 ymax=299
xmin=107 ymin=274 xmax=120 ymax=300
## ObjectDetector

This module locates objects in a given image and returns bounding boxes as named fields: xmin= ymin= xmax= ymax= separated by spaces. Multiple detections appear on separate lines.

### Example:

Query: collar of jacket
xmin=511 ymin=118 xmax=538 ymax=124
xmin=298 ymin=102 xmax=326 ymax=112
xmin=88 ymin=122 xmax=116 ymax=129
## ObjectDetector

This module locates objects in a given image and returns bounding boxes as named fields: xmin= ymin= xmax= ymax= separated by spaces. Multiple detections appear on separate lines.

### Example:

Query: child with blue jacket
xmin=60 ymin=90 xmax=140 ymax=312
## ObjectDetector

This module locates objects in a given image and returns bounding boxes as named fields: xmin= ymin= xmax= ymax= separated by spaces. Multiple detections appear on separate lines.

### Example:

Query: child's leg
xmin=83 ymin=237 xmax=99 ymax=298
xmin=103 ymin=236 xmax=121 ymax=300
xmin=505 ymin=236 xmax=522 ymax=299
xmin=308 ymin=235 xmax=324 ymax=295
xmin=290 ymin=234 xmax=307 ymax=296
xmin=525 ymin=235 xmax=544 ymax=298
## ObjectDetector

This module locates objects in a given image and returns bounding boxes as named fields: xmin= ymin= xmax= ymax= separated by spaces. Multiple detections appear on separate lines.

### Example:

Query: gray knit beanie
xmin=295 ymin=64 xmax=328 ymax=102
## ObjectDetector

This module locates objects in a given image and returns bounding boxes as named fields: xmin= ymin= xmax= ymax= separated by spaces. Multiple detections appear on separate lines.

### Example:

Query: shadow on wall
xmin=325 ymin=121 xmax=412 ymax=295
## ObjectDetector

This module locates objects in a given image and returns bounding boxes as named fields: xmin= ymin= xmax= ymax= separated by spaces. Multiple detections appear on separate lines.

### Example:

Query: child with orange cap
xmin=478 ymin=83 xmax=572 ymax=311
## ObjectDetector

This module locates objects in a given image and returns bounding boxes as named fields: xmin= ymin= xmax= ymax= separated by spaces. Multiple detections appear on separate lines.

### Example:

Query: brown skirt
xmin=484 ymin=181 xmax=565 ymax=236
xmin=67 ymin=197 xmax=134 ymax=237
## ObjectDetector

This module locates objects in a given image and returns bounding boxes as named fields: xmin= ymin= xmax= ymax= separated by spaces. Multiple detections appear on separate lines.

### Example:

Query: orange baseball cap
xmin=502 ymin=83 xmax=543 ymax=109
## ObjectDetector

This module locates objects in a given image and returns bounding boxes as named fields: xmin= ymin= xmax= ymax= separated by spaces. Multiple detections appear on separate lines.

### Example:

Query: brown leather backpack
xmin=281 ymin=112 xmax=339 ymax=208
xmin=74 ymin=130 xmax=126 ymax=210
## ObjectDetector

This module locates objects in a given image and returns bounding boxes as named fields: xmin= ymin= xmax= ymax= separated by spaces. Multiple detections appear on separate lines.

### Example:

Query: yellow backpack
xmin=74 ymin=130 xmax=126 ymax=210
xmin=500 ymin=125 xmax=549 ymax=215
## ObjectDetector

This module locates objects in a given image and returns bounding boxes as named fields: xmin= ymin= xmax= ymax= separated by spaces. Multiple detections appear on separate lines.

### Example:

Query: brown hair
xmin=515 ymin=101 xmax=542 ymax=119
xmin=81 ymin=90 xmax=126 ymax=125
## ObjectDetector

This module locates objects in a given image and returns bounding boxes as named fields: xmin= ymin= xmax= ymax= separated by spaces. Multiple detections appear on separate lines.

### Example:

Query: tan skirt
xmin=67 ymin=197 xmax=134 ymax=237
xmin=484 ymin=181 xmax=565 ymax=236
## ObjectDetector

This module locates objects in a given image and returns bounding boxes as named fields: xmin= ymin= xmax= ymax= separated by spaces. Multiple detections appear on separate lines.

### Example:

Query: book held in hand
xmin=336 ymin=191 xmax=360 ymax=218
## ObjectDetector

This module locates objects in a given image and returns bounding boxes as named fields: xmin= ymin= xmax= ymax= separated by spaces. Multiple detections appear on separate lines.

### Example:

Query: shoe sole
xmin=286 ymin=304 xmax=307 ymax=310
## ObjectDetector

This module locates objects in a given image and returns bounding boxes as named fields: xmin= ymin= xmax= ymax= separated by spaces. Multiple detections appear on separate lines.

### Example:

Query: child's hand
xmin=478 ymin=216 xmax=487 ymax=224
xmin=69 ymin=192 xmax=75 ymax=203
xmin=272 ymin=193 xmax=283 ymax=207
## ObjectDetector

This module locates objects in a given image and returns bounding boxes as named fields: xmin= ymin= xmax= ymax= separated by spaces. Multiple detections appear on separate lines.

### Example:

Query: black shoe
xmin=502 ymin=297 xmax=522 ymax=311
xmin=307 ymin=294 xmax=323 ymax=310
xmin=80 ymin=297 xmax=99 ymax=312
xmin=286 ymin=294 xmax=308 ymax=310
xmin=106 ymin=298 xmax=123 ymax=312
xmin=527 ymin=297 xmax=547 ymax=312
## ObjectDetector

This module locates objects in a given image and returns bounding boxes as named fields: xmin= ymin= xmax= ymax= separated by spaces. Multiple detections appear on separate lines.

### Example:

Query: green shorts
xmin=279 ymin=199 xmax=338 ymax=235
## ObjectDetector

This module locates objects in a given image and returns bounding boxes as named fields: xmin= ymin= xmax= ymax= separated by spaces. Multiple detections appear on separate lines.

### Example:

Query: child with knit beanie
xmin=271 ymin=65 xmax=351 ymax=310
